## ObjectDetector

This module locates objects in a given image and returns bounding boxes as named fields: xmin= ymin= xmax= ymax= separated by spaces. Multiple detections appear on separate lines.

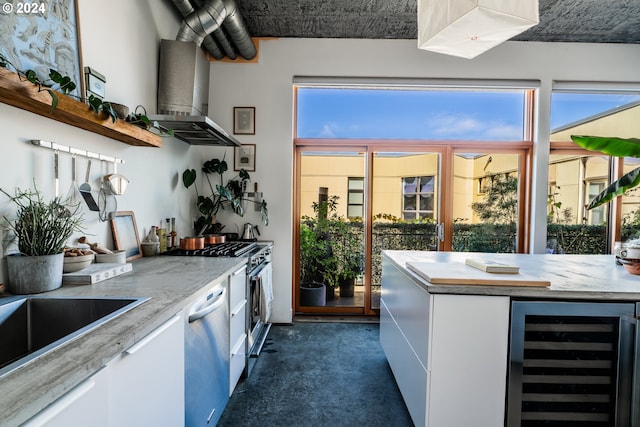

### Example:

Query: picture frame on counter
xmin=234 ymin=144 xmax=256 ymax=171
xmin=233 ymin=106 xmax=255 ymax=135
xmin=110 ymin=211 xmax=142 ymax=261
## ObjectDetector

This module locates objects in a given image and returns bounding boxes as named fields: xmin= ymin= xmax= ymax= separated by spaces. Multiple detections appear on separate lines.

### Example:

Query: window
xmin=402 ymin=176 xmax=434 ymax=220
xmin=347 ymin=177 xmax=364 ymax=219
xmin=587 ymin=181 xmax=606 ymax=225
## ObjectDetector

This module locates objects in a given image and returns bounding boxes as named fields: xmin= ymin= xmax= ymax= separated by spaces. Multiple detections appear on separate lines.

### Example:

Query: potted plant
xmin=183 ymin=155 xmax=268 ymax=235
xmin=334 ymin=222 xmax=364 ymax=297
xmin=1 ymin=185 xmax=84 ymax=294
xmin=299 ymin=194 xmax=347 ymax=304
xmin=299 ymin=222 xmax=327 ymax=306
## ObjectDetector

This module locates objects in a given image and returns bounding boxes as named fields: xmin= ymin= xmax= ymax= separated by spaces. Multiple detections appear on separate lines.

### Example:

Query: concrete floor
xmin=218 ymin=321 xmax=414 ymax=427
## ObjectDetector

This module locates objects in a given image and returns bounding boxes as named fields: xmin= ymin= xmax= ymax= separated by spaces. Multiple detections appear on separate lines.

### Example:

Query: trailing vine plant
xmin=0 ymin=52 xmax=76 ymax=112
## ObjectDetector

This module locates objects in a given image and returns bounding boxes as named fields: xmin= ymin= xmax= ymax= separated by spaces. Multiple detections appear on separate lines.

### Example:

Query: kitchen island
xmin=380 ymin=251 xmax=640 ymax=427
xmin=0 ymin=255 xmax=246 ymax=426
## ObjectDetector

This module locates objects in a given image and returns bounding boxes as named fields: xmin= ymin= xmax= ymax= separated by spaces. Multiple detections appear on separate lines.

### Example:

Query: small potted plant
xmin=182 ymin=155 xmax=268 ymax=235
xmin=1 ymin=185 xmax=84 ymax=293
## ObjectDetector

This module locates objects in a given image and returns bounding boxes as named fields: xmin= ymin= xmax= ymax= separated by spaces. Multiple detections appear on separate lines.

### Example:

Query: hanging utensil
xmin=53 ymin=152 xmax=70 ymax=217
xmin=104 ymin=160 xmax=129 ymax=195
xmin=79 ymin=159 xmax=99 ymax=211
xmin=98 ymin=164 xmax=117 ymax=223
xmin=65 ymin=155 xmax=83 ymax=209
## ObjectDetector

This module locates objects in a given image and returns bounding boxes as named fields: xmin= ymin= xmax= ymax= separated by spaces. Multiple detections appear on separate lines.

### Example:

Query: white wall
xmin=208 ymin=38 xmax=640 ymax=323
xmin=0 ymin=1 xmax=198 ymax=281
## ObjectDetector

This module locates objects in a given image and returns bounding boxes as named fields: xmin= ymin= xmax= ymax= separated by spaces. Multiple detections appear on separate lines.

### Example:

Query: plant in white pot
xmin=1 ymin=185 xmax=84 ymax=294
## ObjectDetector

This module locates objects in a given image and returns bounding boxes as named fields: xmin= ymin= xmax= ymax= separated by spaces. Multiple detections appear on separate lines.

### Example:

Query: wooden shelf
xmin=0 ymin=68 xmax=161 ymax=148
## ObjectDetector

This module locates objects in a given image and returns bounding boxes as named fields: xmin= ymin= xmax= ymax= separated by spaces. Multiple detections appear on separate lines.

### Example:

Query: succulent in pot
xmin=1 ymin=185 xmax=84 ymax=293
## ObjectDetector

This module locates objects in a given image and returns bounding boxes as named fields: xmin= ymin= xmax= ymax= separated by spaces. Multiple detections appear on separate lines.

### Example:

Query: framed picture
xmin=0 ymin=0 xmax=85 ymax=101
xmin=233 ymin=107 xmax=255 ymax=135
xmin=110 ymin=211 xmax=142 ymax=261
xmin=234 ymin=144 xmax=256 ymax=171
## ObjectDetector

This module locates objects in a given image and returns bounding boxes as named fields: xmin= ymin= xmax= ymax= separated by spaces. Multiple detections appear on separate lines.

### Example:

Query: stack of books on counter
xmin=63 ymin=263 xmax=133 ymax=285
xmin=464 ymin=258 xmax=520 ymax=274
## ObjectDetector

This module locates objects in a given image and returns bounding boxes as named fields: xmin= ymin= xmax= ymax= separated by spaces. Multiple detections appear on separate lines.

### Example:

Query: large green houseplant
xmin=1 ymin=185 xmax=84 ymax=293
xmin=571 ymin=135 xmax=640 ymax=209
xmin=183 ymin=155 xmax=268 ymax=235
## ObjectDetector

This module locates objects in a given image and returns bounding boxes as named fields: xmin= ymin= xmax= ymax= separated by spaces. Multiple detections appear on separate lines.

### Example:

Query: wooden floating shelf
xmin=0 ymin=68 xmax=161 ymax=148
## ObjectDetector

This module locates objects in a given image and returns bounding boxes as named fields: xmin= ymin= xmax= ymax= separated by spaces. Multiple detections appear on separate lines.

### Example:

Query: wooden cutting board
xmin=406 ymin=262 xmax=550 ymax=287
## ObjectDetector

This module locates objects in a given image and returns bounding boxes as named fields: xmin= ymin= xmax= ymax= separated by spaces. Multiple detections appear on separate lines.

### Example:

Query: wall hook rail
xmin=30 ymin=139 xmax=125 ymax=164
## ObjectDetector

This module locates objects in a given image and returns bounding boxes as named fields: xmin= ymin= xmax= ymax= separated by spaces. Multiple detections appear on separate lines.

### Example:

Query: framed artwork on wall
xmin=233 ymin=107 xmax=255 ymax=135
xmin=0 ymin=0 xmax=85 ymax=100
xmin=110 ymin=211 xmax=142 ymax=261
xmin=234 ymin=144 xmax=256 ymax=171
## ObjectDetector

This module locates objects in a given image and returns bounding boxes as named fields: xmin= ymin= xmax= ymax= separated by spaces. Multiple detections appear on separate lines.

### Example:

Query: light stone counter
xmin=0 ymin=255 xmax=246 ymax=427
xmin=384 ymin=251 xmax=640 ymax=300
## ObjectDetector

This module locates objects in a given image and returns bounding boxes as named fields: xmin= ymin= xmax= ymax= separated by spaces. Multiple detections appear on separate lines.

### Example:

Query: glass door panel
xmin=298 ymin=151 xmax=365 ymax=311
xmin=547 ymin=153 xmax=609 ymax=254
xmin=371 ymin=152 xmax=441 ymax=309
xmin=451 ymin=153 xmax=520 ymax=253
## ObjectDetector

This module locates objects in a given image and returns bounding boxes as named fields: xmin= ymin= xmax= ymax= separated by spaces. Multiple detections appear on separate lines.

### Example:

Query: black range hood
xmin=148 ymin=114 xmax=241 ymax=146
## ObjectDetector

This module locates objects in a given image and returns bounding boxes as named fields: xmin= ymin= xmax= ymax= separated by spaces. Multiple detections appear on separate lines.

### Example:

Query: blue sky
xmin=296 ymin=88 xmax=640 ymax=140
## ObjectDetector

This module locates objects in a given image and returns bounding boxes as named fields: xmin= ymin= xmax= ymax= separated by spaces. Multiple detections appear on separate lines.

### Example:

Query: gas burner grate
xmin=163 ymin=241 xmax=257 ymax=257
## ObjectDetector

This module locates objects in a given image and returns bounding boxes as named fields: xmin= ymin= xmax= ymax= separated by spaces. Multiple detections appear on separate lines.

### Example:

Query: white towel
xmin=259 ymin=262 xmax=273 ymax=323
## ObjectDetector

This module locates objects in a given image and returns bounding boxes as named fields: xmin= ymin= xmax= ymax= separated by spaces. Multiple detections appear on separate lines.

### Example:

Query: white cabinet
xmin=380 ymin=255 xmax=510 ymax=427
xmin=229 ymin=265 xmax=247 ymax=395
xmin=24 ymin=368 xmax=110 ymax=427
xmin=24 ymin=315 xmax=184 ymax=427
xmin=108 ymin=314 xmax=184 ymax=427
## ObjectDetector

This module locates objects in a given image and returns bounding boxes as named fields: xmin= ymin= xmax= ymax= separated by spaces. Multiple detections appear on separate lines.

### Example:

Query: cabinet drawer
xmin=230 ymin=334 xmax=246 ymax=396
xmin=229 ymin=266 xmax=247 ymax=310
xmin=230 ymin=299 xmax=247 ymax=343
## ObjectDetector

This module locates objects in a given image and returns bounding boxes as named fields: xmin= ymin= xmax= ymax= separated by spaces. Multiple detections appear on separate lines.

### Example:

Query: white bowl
xmin=95 ymin=250 xmax=127 ymax=264
xmin=63 ymin=253 xmax=95 ymax=273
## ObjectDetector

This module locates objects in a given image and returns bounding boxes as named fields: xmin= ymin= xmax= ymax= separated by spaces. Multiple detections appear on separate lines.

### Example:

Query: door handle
xmin=435 ymin=223 xmax=445 ymax=242
xmin=188 ymin=287 xmax=226 ymax=323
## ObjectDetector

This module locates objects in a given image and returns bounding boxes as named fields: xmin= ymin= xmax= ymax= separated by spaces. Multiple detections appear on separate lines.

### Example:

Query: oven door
xmin=246 ymin=262 xmax=272 ymax=375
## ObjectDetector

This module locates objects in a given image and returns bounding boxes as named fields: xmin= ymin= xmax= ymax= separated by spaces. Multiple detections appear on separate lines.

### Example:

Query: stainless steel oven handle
xmin=188 ymin=287 xmax=226 ymax=323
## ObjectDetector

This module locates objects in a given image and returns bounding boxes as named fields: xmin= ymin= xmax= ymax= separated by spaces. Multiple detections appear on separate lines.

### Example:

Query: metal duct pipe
xmin=171 ymin=0 xmax=256 ymax=60
xmin=221 ymin=0 xmax=256 ymax=60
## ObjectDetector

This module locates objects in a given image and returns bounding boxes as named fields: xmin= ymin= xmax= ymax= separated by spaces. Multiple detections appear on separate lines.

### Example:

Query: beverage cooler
xmin=507 ymin=300 xmax=640 ymax=427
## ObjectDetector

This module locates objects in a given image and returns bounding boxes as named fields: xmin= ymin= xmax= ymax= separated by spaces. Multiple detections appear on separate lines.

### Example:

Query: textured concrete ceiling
xmin=236 ymin=0 xmax=640 ymax=44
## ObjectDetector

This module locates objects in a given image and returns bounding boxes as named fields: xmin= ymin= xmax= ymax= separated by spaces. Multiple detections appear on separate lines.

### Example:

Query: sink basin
xmin=0 ymin=296 xmax=147 ymax=377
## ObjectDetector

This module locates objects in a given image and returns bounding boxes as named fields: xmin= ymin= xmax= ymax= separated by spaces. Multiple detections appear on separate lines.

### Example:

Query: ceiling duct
xmin=172 ymin=0 xmax=256 ymax=61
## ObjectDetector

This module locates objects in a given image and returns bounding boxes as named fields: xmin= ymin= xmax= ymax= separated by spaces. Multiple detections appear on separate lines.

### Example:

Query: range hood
xmin=150 ymin=39 xmax=240 ymax=147
xmin=149 ymin=114 xmax=241 ymax=146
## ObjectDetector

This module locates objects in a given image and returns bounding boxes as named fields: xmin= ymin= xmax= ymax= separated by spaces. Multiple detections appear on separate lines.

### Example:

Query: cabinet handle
xmin=231 ymin=299 xmax=247 ymax=317
xmin=232 ymin=265 xmax=247 ymax=276
xmin=24 ymin=379 xmax=96 ymax=426
xmin=231 ymin=333 xmax=247 ymax=356
xmin=125 ymin=315 xmax=180 ymax=355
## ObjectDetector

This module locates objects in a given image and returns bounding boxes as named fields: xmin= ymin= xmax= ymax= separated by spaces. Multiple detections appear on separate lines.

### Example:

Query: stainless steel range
xmin=164 ymin=241 xmax=273 ymax=377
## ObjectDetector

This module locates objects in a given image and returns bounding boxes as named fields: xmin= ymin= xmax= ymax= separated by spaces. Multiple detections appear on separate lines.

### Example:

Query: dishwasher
xmin=185 ymin=281 xmax=229 ymax=426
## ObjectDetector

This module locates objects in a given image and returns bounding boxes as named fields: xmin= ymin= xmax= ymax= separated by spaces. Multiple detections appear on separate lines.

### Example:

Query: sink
xmin=0 ymin=296 xmax=147 ymax=377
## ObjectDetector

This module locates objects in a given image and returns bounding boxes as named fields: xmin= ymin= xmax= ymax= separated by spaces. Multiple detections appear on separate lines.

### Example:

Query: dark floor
xmin=218 ymin=321 xmax=414 ymax=427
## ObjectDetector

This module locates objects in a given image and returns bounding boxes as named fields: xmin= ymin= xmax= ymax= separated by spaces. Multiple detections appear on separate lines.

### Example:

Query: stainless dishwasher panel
xmin=185 ymin=282 xmax=230 ymax=426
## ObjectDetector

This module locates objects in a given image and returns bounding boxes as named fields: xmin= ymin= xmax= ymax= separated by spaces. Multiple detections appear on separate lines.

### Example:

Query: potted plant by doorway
xmin=1 ymin=185 xmax=84 ymax=294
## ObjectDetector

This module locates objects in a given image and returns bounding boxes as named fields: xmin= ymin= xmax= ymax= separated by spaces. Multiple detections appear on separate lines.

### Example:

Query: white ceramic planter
xmin=6 ymin=253 xmax=64 ymax=294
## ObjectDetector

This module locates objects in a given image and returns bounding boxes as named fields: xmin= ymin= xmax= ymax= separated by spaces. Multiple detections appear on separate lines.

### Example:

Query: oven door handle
xmin=188 ymin=287 xmax=226 ymax=323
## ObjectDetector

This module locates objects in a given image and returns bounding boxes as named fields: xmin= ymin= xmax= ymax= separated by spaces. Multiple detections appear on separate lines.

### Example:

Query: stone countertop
xmin=384 ymin=251 xmax=640 ymax=300
xmin=0 ymin=255 xmax=246 ymax=427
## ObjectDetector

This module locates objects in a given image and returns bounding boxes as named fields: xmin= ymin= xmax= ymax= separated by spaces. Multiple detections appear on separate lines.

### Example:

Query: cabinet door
xmin=24 ymin=367 xmax=109 ymax=427
xmin=108 ymin=314 xmax=184 ymax=427
xmin=229 ymin=265 xmax=247 ymax=394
